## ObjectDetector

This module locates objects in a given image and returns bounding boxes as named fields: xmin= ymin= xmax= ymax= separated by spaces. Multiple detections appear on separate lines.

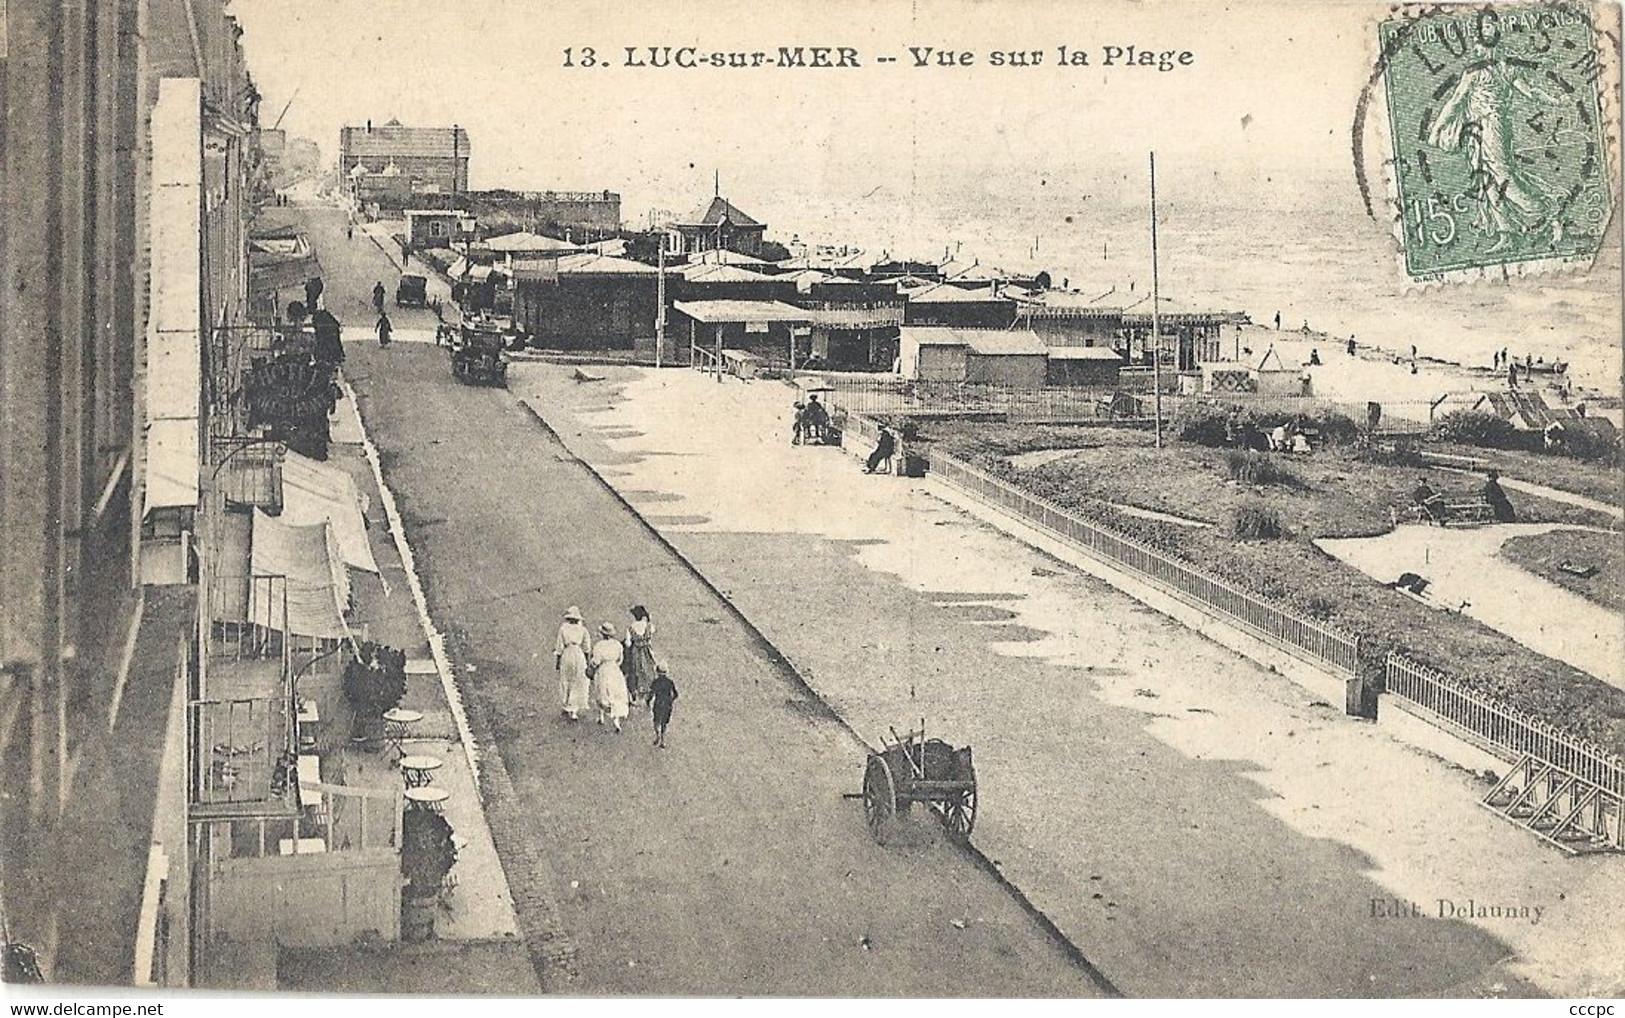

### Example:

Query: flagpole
xmin=1150 ymin=151 xmax=1163 ymax=450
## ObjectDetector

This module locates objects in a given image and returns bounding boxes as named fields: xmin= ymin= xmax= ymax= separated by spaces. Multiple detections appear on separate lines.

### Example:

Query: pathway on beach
xmin=518 ymin=363 xmax=1625 ymax=998
xmin=1318 ymin=524 xmax=1625 ymax=689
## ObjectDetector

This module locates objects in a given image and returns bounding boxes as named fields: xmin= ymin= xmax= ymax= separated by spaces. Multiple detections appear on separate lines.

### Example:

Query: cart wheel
xmin=942 ymin=785 xmax=977 ymax=841
xmin=862 ymin=755 xmax=896 ymax=839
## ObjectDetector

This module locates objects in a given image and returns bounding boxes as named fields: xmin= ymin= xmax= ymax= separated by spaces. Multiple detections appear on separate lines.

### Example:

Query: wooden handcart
xmin=858 ymin=722 xmax=977 ymax=842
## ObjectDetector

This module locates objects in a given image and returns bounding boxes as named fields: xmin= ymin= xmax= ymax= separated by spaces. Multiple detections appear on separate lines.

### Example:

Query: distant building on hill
xmin=339 ymin=118 xmax=470 ymax=198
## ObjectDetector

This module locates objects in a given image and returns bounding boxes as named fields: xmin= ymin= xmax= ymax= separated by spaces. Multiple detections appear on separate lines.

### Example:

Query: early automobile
xmin=449 ymin=318 xmax=509 ymax=386
xmin=395 ymin=273 xmax=428 ymax=309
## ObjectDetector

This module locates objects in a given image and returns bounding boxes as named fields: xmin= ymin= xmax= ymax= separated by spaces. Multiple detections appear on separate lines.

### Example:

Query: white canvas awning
xmin=250 ymin=509 xmax=349 ymax=639
xmin=280 ymin=452 xmax=379 ymax=575
xmin=143 ymin=78 xmax=203 ymax=516
xmin=143 ymin=418 xmax=199 ymax=513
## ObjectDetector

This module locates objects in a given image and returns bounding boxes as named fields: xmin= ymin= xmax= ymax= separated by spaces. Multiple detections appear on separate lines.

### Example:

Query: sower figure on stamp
xmin=1427 ymin=45 xmax=1566 ymax=254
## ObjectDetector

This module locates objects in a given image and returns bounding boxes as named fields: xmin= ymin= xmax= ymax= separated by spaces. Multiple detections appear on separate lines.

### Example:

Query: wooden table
xmin=399 ymin=754 xmax=443 ymax=789
xmin=403 ymin=785 xmax=449 ymax=813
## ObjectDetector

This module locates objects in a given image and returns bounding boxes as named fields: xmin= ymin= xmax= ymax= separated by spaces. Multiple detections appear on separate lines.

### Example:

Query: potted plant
xmin=400 ymin=809 xmax=457 ymax=942
xmin=343 ymin=641 xmax=406 ymax=751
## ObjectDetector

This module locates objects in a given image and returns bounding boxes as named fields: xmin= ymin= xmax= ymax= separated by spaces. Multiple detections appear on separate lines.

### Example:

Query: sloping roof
xmin=557 ymin=253 xmax=659 ymax=276
xmin=1047 ymin=346 xmax=1127 ymax=361
xmin=688 ymin=247 xmax=771 ymax=266
xmin=882 ymin=274 xmax=936 ymax=289
xmin=679 ymin=263 xmax=777 ymax=283
xmin=1121 ymin=293 xmax=1248 ymax=324
xmin=341 ymin=124 xmax=470 ymax=160
xmin=674 ymin=196 xmax=763 ymax=228
xmin=785 ymin=268 xmax=836 ymax=289
xmin=906 ymin=283 xmax=1011 ymax=304
xmin=280 ymin=453 xmax=379 ymax=575
xmin=673 ymin=299 xmax=808 ymax=324
xmin=944 ymin=262 xmax=1005 ymax=283
xmin=901 ymin=327 xmax=1046 ymax=356
xmin=961 ymin=330 xmax=1048 ymax=356
xmin=480 ymin=231 xmax=577 ymax=254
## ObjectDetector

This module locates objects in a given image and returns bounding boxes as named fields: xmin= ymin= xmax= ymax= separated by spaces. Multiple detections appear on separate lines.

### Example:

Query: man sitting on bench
xmin=1413 ymin=476 xmax=1450 ymax=524
xmin=865 ymin=426 xmax=897 ymax=474
xmin=803 ymin=396 xmax=830 ymax=444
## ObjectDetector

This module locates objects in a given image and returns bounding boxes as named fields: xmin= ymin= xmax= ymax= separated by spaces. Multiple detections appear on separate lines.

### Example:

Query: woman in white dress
xmin=554 ymin=606 xmax=592 ymax=720
xmin=590 ymin=621 xmax=630 ymax=732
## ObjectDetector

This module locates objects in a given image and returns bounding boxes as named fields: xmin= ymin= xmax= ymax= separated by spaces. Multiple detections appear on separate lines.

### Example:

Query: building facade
xmin=339 ymin=119 xmax=470 ymax=197
xmin=1 ymin=0 xmax=263 ymax=988
xmin=666 ymin=196 xmax=766 ymax=257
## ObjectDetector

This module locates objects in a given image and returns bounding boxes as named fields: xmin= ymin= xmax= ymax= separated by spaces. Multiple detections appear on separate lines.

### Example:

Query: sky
xmin=233 ymin=0 xmax=1389 ymax=225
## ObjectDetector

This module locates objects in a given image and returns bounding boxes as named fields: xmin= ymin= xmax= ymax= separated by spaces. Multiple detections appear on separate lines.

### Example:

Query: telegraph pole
xmin=655 ymin=241 xmax=666 ymax=368
xmin=1150 ymin=151 xmax=1163 ymax=450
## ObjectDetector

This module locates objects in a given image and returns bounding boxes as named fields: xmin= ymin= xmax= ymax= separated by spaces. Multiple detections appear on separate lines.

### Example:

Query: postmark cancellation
xmin=1375 ymin=2 xmax=1620 ymax=283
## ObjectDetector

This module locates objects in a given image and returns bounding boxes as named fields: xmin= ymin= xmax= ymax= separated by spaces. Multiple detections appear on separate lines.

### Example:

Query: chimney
xmin=366 ymin=119 xmax=372 ymax=132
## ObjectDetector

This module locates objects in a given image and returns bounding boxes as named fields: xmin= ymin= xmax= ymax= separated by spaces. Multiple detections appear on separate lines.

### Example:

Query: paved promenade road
xmin=290 ymin=204 xmax=1104 ymax=995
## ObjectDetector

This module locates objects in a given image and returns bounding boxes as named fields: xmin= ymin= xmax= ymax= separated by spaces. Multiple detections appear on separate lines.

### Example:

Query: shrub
xmin=1432 ymin=410 xmax=1518 ymax=449
xmin=1225 ymin=450 xmax=1298 ymax=487
xmin=1174 ymin=402 xmax=1239 ymax=447
xmin=342 ymin=641 xmax=407 ymax=718
xmin=401 ymin=809 xmax=458 ymax=900
xmin=1296 ymin=409 xmax=1360 ymax=447
xmin=1232 ymin=503 xmax=1283 ymax=539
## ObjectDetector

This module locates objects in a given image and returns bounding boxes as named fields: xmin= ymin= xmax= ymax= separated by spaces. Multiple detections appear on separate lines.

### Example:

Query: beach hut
xmin=1046 ymin=347 xmax=1126 ymax=387
xmin=1251 ymin=346 xmax=1311 ymax=396
xmin=898 ymin=327 xmax=1048 ymax=386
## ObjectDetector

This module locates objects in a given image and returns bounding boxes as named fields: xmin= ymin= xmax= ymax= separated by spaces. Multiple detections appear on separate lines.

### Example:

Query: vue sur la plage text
xmin=561 ymin=45 xmax=1197 ymax=71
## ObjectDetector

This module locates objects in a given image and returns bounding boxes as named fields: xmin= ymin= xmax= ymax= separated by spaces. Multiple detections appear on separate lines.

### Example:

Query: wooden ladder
xmin=1481 ymin=755 xmax=1623 ymax=854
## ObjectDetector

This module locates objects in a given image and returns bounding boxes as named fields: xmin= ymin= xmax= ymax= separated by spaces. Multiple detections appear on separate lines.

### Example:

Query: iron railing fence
xmin=921 ymin=448 xmax=1362 ymax=675
xmin=1385 ymin=653 xmax=1625 ymax=796
xmin=844 ymin=406 xmax=1622 ymax=797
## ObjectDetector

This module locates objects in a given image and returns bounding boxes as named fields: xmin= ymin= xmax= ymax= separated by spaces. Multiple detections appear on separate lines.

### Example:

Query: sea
xmin=760 ymin=188 xmax=1624 ymax=393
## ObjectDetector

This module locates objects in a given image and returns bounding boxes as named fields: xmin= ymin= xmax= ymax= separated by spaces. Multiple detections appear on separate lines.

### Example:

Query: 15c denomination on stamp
xmin=1377 ymin=3 xmax=1617 ymax=282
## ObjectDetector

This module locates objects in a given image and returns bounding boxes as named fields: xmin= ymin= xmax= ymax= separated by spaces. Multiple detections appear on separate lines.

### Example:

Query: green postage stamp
xmin=1378 ymin=3 xmax=1617 ymax=281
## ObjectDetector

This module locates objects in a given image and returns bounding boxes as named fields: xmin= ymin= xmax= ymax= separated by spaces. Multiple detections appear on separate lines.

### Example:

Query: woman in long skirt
xmin=591 ymin=622 xmax=630 ymax=732
xmin=623 ymin=605 xmax=657 ymax=706
xmin=554 ymin=606 xmax=592 ymax=720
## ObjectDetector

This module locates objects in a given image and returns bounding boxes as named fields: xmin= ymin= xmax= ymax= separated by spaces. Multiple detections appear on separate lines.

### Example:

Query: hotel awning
xmin=279 ymin=452 xmax=380 ymax=575
xmin=250 ymin=509 xmax=349 ymax=639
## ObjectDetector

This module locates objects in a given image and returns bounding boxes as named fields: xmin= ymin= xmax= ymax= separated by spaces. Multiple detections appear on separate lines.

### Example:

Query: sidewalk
xmin=513 ymin=362 xmax=1625 ymax=998
xmin=278 ymin=380 xmax=537 ymax=992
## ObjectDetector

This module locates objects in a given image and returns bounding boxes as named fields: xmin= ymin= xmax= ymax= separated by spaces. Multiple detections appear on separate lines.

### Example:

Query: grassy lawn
xmin=918 ymin=420 xmax=1625 ymax=755
xmin=1430 ymin=442 xmax=1622 ymax=509
xmin=1501 ymin=530 xmax=1625 ymax=614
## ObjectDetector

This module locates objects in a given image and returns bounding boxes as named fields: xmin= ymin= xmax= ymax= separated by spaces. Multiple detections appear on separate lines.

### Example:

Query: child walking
xmin=649 ymin=662 xmax=678 ymax=748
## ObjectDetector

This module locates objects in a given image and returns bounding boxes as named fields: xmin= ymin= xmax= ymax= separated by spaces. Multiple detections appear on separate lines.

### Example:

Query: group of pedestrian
xmin=555 ymin=604 xmax=678 ymax=746
xmin=791 ymin=395 xmax=830 ymax=445
xmin=372 ymin=281 xmax=393 ymax=347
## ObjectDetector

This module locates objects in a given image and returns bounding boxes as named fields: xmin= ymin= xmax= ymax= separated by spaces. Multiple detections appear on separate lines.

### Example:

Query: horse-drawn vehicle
xmin=449 ymin=318 xmax=510 ymax=386
xmin=857 ymin=723 xmax=977 ymax=842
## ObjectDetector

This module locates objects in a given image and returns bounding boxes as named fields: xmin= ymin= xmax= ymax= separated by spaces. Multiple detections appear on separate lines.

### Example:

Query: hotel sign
xmin=244 ymin=356 xmax=334 ymax=429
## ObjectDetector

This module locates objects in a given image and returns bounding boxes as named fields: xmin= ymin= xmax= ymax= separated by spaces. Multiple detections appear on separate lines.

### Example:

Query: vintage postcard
xmin=1 ymin=0 xmax=1622 ymax=1005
